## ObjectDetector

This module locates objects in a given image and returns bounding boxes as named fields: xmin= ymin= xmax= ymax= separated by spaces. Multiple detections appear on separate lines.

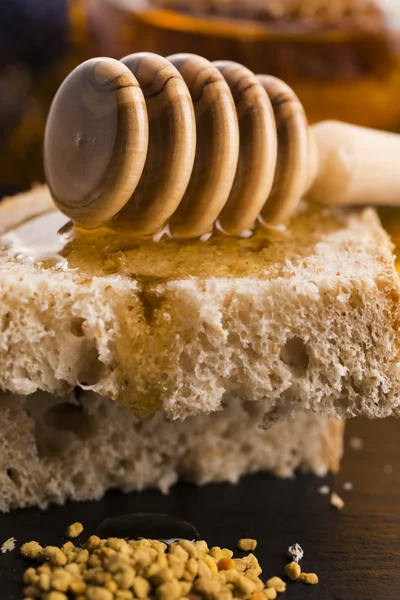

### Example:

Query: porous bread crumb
xmin=285 ymin=561 xmax=301 ymax=580
xmin=1 ymin=536 xmax=16 ymax=553
xmin=330 ymin=492 xmax=345 ymax=510
xmin=299 ymin=572 xmax=319 ymax=585
xmin=65 ymin=522 xmax=83 ymax=539
xmin=1 ymin=188 xmax=399 ymax=429
xmin=237 ymin=538 xmax=257 ymax=552
xmin=317 ymin=485 xmax=330 ymax=495
xmin=0 ymin=390 xmax=344 ymax=513
xmin=287 ymin=543 xmax=303 ymax=563
xmin=349 ymin=437 xmax=365 ymax=450
xmin=343 ymin=482 xmax=353 ymax=491
xmin=266 ymin=576 xmax=286 ymax=592
xmin=20 ymin=535 xmax=294 ymax=600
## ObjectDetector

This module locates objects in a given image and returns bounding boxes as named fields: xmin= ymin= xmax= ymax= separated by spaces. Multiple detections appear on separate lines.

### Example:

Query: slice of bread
xmin=0 ymin=389 xmax=343 ymax=511
xmin=1 ymin=186 xmax=400 ymax=423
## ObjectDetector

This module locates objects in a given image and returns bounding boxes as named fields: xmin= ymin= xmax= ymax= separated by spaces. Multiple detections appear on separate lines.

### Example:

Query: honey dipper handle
xmin=307 ymin=121 xmax=400 ymax=207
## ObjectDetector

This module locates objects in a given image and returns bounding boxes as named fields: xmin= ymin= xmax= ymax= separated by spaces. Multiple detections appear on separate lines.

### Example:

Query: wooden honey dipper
xmin=44 ymin=52 xmax=400 ymax=239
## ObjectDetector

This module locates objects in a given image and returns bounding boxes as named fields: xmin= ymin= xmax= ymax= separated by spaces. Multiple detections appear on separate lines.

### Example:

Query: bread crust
xmin=0 ymin=185 xmax=54 ymax=234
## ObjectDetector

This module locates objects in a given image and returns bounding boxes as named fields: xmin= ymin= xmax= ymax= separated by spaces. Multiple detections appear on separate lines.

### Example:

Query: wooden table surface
xmin=0 ymin=417 xmax=399 ymax=600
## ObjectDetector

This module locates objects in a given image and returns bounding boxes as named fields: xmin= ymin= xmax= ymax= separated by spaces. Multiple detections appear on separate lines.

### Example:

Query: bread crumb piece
xmin=383 ymin=465 xmax=393 ymax=474
xmin=330 ymin=492 xmax=345 ymax=510
xmin=299 ymin=572 xmax=319 ymax=585
xmin=237 ymin=539 xmax=257 ymax=552
xmin=349 ymin=436 xmax=364 ymax=450
xmin=266 ymin=576 xmax=286 ymax=592
xmin=284 ymin=561 xmax=301 ymax=581
xmin=264 ymin=589 xmax=277 ymax=599
xmin=317 ymin=485 xmax=330 ymax=495
xmin=65 ymin=522 xmax=84 ymax=539
xmin=287 ymin=543 xmax=303 ymax=563
xmin=1 ymin=537 xmax=16 ymax=553
xmin=343 ymin=482 xmax=353 ymax=491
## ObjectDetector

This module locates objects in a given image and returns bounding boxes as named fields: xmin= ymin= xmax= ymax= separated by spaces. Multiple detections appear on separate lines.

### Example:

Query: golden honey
xmin=379 ymin=208 xmax=400 ymax=275
xmin=2 ymin=201 xmax=342 ymax=283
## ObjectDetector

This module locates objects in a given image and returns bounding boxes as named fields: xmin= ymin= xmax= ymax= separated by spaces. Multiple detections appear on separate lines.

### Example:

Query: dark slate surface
xmin=0 ymin=417 xmax=399 ymax=600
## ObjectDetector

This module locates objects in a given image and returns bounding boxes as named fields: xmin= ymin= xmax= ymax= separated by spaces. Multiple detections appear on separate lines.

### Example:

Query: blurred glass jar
xmin=89 ymin=0 xmax=400 ymax=130
xmin=2 ymin=0 xmax=400 ymax=194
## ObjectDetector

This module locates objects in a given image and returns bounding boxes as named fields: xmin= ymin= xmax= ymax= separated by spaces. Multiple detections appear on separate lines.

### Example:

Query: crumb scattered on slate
xmin=1 ymin=537 xmax=16 ymax=553
xmin=343 ymin=482 xmax=353 ymax=491
xmin=317 ymin=485 xmax=330 ymax=495
xmin=383 ymin=465 xmax=393 ymax=474
xmin=287 ymin=543 xmax=304 ymax=563
xmin=331 ymin=492 xmax=345 ymax=510
xmin=349 ymin=436 xmax=364 ymax=450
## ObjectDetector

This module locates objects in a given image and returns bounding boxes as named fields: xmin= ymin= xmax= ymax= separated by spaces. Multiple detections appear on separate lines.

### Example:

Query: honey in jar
xmin=90 ymin=0 xmax=400 ymax=130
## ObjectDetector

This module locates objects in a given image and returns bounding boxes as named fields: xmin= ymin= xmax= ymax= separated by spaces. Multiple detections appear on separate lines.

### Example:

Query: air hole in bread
xmin=139 ymin=290 xmax=163 ymax=324
xmin=6 ymin=468 xmax=22 ymax=488
xmin=1 ymin=312 xmax=10 ymax=332
xmin=180 ymin=387 xmax=193 ymax=399
xmin=43 ymin=403 xmax=96 ymax=440
xmin=70 ymin=317 xmax=85 ymax=337
xmin=77 ymin=345 xmax=105 ymax=387
xmin=118 ymin=458 xmax=134 ymax=472
xmin=241 ymin=443 xmax=253 ymax=453
xmin=349 ymin=376 xmax=363 ymax=395
xmin=349 ymin=293 xmax=363 ymax=309
xmin=34 ymin=434 xmax=68 ymax=459
xmin=280 ymin=337 xmax=309 ymax=378
xmin=242 ymin=401 xmax=264 ymax=419
xmin=179 ymin=352 xmax=196 ymax=371
xmin=72 ymin=472 xmax=86 ymax=488
xmin=15 ymin=367 xmax=29 ymax=381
